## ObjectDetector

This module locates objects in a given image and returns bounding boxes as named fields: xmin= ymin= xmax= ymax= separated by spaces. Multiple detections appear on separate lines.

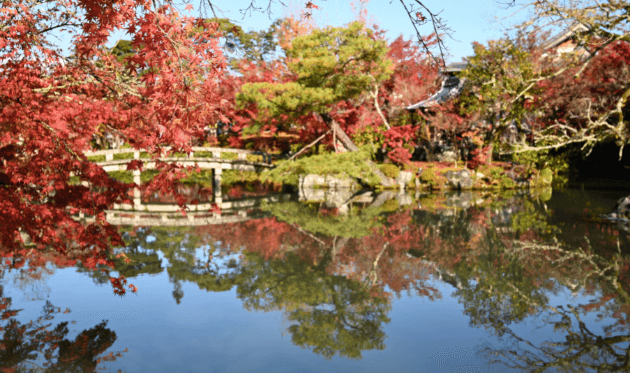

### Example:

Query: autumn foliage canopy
xmin=1 ymin=0 xmax=230 ymax=294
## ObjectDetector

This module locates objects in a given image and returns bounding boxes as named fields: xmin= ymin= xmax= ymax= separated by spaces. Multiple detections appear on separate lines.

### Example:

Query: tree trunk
xmin=319 ymin=113 xmax=394 ymax=186
xmin=486 ymin=125 xmax=496 ymax=165
xmin=486 ymin=142 xmax=493 ymax=164
xmin=321 ymin=113 xmax=360 ymax=152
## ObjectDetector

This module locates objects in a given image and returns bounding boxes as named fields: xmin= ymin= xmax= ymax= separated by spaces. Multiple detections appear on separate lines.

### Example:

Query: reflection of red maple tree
xmin=200 ymin=211 xmax=441 ymax=300
xmin=198 ymin=217 xmax=298 ymax=259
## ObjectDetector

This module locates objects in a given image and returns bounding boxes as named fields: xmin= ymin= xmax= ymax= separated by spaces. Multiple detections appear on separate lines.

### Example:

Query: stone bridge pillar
xmin=213 ymin=168 xmax=222 ymax=204
xmin=133 ymin=170 xmax=141 ymax=209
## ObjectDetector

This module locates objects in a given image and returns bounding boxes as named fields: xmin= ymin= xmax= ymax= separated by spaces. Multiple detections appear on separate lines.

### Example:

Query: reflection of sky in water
xmin=1 ymin=268 xmax=494 ymax=372
xmin=1 ymin=263 xmax=620 ymax=372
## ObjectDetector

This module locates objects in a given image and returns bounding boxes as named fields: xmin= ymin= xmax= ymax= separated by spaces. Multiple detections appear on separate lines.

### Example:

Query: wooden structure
xmin=541 ymin=23 xmax=590 ymax=57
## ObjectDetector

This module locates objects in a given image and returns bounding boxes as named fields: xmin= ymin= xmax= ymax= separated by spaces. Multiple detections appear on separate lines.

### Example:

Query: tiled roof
xmin=442 ymin=61 xmax=468 ymax=73
xmin=541 ymin=23 xmax=590 ymax=50
xmin=406 ymin=75 xmax=465 ymax=110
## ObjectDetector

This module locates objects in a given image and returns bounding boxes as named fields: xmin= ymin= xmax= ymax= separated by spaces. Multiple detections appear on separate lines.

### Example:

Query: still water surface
xmin=3 ymin=187 xmax=630 ymax=372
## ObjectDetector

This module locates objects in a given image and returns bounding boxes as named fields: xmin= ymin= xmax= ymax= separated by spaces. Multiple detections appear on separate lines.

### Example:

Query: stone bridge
xmin=85 ymin=147 xmax=275 ymax=204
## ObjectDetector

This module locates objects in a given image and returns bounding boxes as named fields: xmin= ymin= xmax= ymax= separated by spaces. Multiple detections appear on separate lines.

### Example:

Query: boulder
xmin=443 ymin=169 xmax=473 ymax=190
xmin=299 ymin=186 xmax=326 ymax=202
xmin=396 ymin=171 xmax=414 ymax=189
xmin=436 ymin=150 xmax=459 ymax=163
xmin=611 ymin=195 xmax=630 ymax=220
xmin=602 ymin=195 xmax=630 ymax=232
xmin=298 ymin=174 xmax=358 ymax=189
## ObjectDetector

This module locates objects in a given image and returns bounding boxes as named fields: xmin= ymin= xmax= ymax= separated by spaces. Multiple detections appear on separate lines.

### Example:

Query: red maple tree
xmin=0 ymin=0 xmax=228 ymax=294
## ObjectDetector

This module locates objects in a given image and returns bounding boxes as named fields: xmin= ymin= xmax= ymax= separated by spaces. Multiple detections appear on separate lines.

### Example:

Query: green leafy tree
xmin=458 ymin=34 xmax=549 ymax=162
xmin=237 ymin=21 xmax=395 ymax=185
xmin=110 ymin=40 xmax=136 ymax=64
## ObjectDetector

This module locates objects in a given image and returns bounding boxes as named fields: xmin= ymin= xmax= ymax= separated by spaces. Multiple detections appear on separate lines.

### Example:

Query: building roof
xmin=541 ymin=22 xmax=590 ymax=50
xmin=406 ymin=75 xmax=465 ymax=110
xmin=406 ymin=60 xmax=468 ymax=110
xmin=442 ymin=61 xmax=468 ymax=73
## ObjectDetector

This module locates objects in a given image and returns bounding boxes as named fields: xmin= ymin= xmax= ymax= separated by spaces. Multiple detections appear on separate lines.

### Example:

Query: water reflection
xmin=0 ymin=283 xmax=125 ymax=372
xmin=236 ymin=253 xmax=391 ymax=360
xmin=474 ymin=240 xmax=630 ymax=372
xmin=7 ymin=186 xmax=630 ymax=371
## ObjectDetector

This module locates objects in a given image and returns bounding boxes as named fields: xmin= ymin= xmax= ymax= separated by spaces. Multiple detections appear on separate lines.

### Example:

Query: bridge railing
xmin=84 ymin=147 xmax=273 ymax=164
xmin=84 ymin=147 xmax=275 ymax=205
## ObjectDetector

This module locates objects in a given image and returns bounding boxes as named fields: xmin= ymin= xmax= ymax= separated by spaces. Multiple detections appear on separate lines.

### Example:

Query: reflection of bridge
xmin=85 ymin=147 xmax=275 ymax=204
xmin=80 ymin=194 xmax=291 ymax=227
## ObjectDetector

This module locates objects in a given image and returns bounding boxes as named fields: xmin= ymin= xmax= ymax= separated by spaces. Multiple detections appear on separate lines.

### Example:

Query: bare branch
xmin=397 ymin=0 xmax=454 ymax=69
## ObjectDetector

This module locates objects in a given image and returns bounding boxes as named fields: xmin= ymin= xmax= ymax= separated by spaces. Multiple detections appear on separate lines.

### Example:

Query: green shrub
xmin=109 ymin=171 xmax=133 ymax=183
xmin=223 ymin=170 xmax=261 ymax=185
xmin=533 ymin=167 xmax=554 ymax=186
xmin=246 ymin=154 xmax=263 ymax=162
xmin=486 ymin=166 xmax=505 ymax=179
xmin=262 ymin=151 xmax=381 ymax=187
xmin=87 ymin=155 xmax=106 ymax=162
xmin=220 ymin=152 xmax=238 ymax=160
xmin=113 ymin=152 xmax=135 ymax=160
xmin=511 ymin=149 xmax=570 ymax=176
xmin=378 ymin=163 xmax=400 ymax=179
xmin=193 ymin=151 xmax=214 ymax=158
xmin=140 ymin=170 xmax=159 ymax=183
xmin=499 ymin=177 xmax=516 ymax=189
xmin=182 ymin=170 xmax=213 ymax=185
xmin=419 ymin=166 xmax=447 ymax=189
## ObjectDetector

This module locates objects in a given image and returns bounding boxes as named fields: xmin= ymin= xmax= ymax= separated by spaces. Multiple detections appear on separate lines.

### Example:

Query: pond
xmin=3 ymin=186 xmax=630 ymax=372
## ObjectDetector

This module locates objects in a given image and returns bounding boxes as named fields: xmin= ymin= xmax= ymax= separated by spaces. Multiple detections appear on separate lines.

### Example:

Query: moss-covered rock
xmin=299 ymin=174 xmax=359 ymax=189
xmin=415 ymin=162 xmax=550 ymax=191
xmin=540 ymin=168 xmax=553 ymax=184
xmin=419 ymin=166 xmax=447 ymax=189
xmin=378 ymin=163 xmax=400 ymax=179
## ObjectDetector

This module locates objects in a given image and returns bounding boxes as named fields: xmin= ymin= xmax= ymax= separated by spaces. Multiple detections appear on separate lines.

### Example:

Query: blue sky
xmin=197 ymin=0 xmax=530 ymax=63
xmin=93 ymin=0 xmax=531 ymax=63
